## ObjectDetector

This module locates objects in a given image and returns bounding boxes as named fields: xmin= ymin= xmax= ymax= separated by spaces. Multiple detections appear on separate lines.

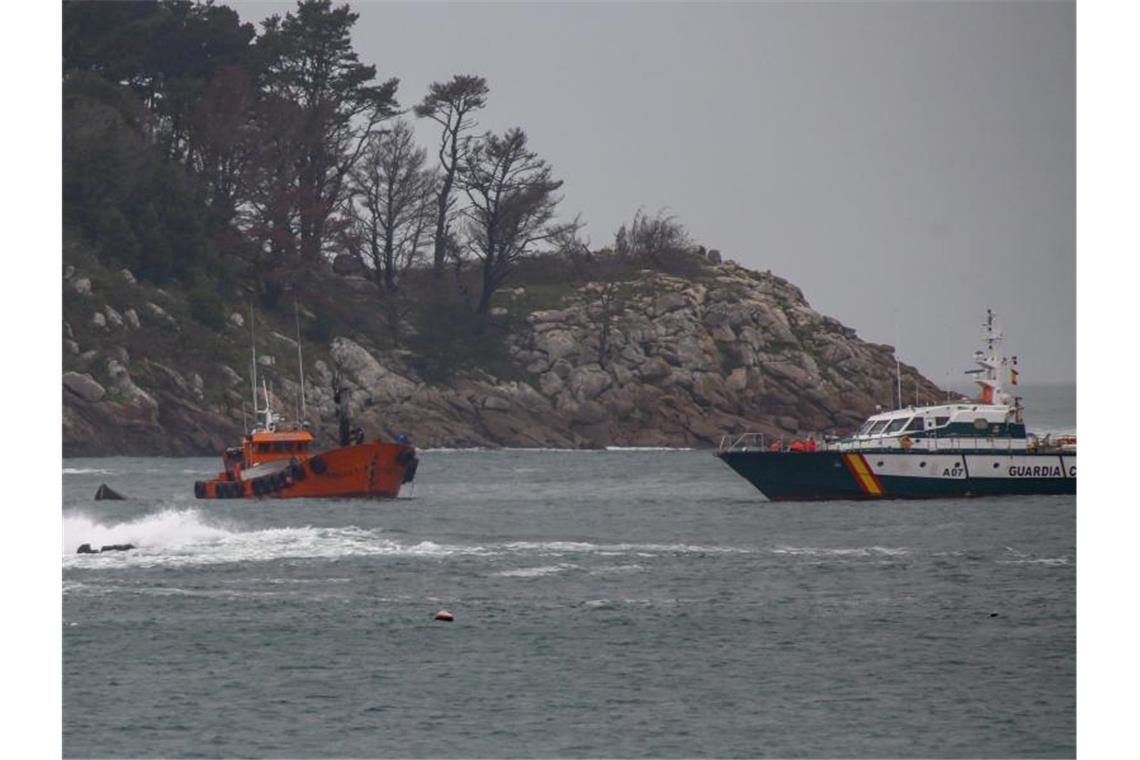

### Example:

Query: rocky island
xmin=62 ymin=252 xmax=944 ymax=455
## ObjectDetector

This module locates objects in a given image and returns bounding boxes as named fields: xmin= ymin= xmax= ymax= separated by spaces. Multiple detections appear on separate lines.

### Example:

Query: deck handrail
xmin=718 ymin=432 xmax=767 ymax=451
xmin=715 ymin=430 xmax=1063 ymax=454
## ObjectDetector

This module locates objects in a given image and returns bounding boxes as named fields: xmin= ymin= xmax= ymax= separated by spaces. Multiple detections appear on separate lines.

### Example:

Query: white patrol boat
xmin=715 ymin=310 xmax=1075 ymax=500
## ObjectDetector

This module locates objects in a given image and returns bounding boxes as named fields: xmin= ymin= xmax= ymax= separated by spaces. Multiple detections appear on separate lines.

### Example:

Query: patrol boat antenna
xmin=972 ymin=308 xmax=1012 ymax=406
xmin=893 ymin=321 xmax=902 ymax=410
xmin=895 ymin=353 xmax=902 ymax=410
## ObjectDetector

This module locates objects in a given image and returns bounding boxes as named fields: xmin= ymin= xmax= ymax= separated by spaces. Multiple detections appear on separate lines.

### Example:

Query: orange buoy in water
xmin=434 ymin=610 xmax=454 ymax=622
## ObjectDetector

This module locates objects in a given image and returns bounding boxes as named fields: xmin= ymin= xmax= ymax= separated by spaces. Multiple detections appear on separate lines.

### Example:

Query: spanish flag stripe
xmin=842 ymin=453 xmax=870 ymax=495
xmin=843 ymin=453 xmax=883 ymax=496
xmin=861 ymin=455 xmax=885 ymax=495
xmin=854 ymin=456 xmax=884 ymax=496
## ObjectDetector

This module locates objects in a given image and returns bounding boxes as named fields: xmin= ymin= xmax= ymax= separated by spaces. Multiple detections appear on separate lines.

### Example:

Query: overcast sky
xmin=232 ymin=0 xmax=1075 ymax=385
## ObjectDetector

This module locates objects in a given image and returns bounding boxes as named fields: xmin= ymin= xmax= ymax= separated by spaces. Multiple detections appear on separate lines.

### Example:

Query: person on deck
xmin=806 ymin=437 xmax=817 ymax=452
xmin=789 ymin=440 xmax=805 ymax=452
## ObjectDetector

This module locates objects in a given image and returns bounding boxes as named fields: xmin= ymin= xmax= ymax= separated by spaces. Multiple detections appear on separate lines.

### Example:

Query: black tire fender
xmin=401 ymin=457 xmax=419 ymax=484
xmin=309 ymin=456 xmax=327 ymax=475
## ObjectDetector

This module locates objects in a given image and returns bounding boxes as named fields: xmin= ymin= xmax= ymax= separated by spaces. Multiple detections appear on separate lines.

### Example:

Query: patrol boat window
xmin=868 ymin=420 xmax=891 ymax=435
xmin=934 ymin=416 xmax=949 ymax=427
xmin=904 ymin=417 xmax=925 ymax=432
xmin=857 ymin=420 xmax=876 ymax=436
xmin=884 ymin=417 xmax=910 ymax=434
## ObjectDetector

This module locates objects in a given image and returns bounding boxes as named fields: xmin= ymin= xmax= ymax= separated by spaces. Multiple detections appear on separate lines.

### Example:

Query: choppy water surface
xmin=63 ymin=450 xmax=1074 ymax=757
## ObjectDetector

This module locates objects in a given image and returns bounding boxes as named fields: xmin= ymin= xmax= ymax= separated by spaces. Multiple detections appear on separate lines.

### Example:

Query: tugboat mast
xmin=250 ymin=303 xmax=259 ymax=428
xmin=294 ymin=301 xmax=307 ymax=426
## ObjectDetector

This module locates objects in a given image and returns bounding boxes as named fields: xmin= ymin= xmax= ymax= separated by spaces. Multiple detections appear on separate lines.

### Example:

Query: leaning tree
xmin=414 ymin=75 xmax=489 ymax=279
xmin=459 ymin=127 xmax=575 ymax=315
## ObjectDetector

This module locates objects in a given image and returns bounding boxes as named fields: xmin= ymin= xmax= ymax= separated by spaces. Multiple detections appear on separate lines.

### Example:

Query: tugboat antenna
xmin=249 ymin=303 xmax=259 ymax=424
xmin=294 ymin=301 xmax=307 ymax=425
xmin=262 ymin=377 xmax=273 ymax=430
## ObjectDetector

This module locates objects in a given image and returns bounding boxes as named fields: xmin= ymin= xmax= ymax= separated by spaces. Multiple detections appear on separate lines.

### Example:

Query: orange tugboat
xmin=194 ymin=310 xmax=418 ymax=500
xmin=193 ymin=408 xmax=417 ymax=500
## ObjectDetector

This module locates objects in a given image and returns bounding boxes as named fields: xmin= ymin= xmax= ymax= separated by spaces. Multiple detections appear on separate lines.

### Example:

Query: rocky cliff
xmin=62 ymin=258 xmax=945 ymax=455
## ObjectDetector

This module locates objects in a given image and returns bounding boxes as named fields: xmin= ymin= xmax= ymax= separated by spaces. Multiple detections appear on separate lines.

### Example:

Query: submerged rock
xmin=94 ymin=483 xmax=125 ymax=500
xmin=77 ymin=542 xmax=135 ymax=554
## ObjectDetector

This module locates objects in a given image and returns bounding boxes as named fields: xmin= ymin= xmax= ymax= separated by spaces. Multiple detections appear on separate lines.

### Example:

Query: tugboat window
xmin=257 ymin=443 xmax=270 ymax=453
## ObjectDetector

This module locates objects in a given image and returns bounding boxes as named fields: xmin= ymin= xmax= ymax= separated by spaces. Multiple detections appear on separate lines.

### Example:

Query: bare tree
xmin=459 ymin=128 xmax=575 ymax=315
xmin=347 ymin=120 xmax=436 ymax=339
xmin=414 ymin=75 xmax=489 ymax=279
xmin=549 ymin=220 xmax=593 ymax=277
xmin=349 ymin=120 xmax=435 ymax=291
xmin=614 ymin=208 xmax=690 ymax=259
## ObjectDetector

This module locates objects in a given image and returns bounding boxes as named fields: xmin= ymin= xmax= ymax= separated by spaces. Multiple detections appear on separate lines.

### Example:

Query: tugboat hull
xmin=716 ymin=450 xmax=1075 ymax=501
xmin=195 ymin=441 xmax=417 ymax=500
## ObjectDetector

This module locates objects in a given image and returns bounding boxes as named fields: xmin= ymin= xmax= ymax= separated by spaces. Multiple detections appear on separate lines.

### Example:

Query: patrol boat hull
xmin=716 ymin=450 xmax=1075 ymax=501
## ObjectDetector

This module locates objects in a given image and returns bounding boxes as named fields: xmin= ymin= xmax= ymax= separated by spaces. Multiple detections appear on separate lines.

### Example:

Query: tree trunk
xmin=383 ymin=231 xmax=397 ymax=292
xmin=477 ymin=255 xmax=496 ymax=315
xmin=430 ymin=177 xmax=452 ymax=278
xmin=431 ymin=127 xmax=461 ymax=278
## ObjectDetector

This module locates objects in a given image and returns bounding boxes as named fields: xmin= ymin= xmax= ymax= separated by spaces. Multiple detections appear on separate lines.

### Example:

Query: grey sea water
xmin=63 ymin=387 xmax=1075 ymax=758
